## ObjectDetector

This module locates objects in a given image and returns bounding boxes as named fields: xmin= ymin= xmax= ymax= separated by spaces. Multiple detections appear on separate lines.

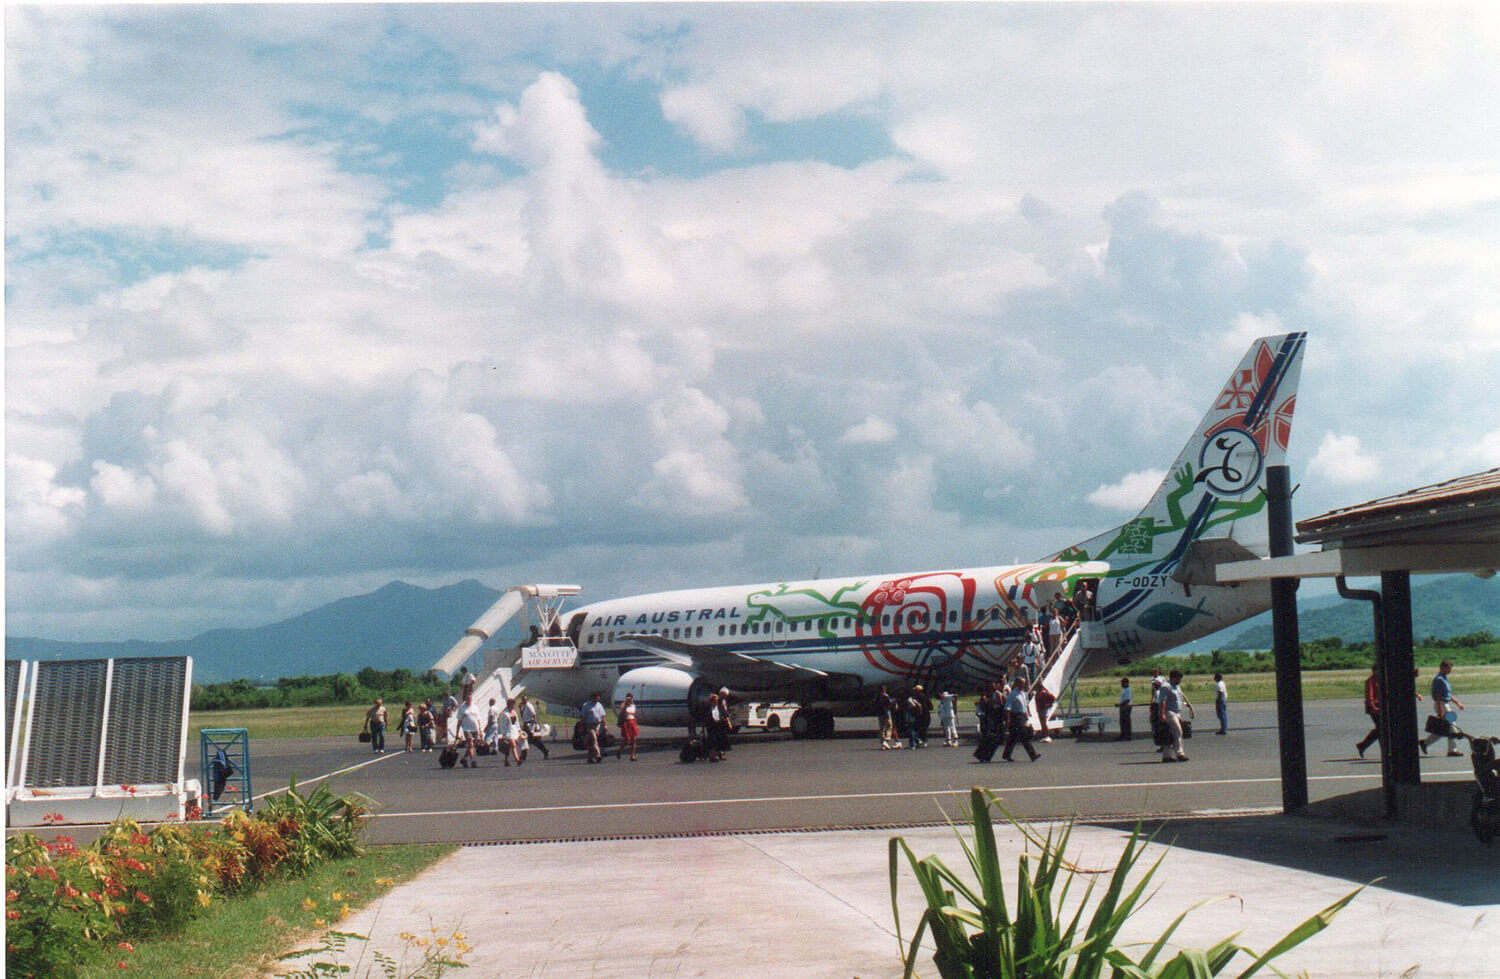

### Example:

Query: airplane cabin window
xmin=696 ymin=626 xmax=703 ymax=638
xmin=718 ymin=625 xmax=725 ymax=636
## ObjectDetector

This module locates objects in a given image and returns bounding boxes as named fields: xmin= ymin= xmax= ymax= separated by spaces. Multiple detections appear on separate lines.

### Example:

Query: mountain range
xmin=6 ymin=575 xmax=1498 ymax=684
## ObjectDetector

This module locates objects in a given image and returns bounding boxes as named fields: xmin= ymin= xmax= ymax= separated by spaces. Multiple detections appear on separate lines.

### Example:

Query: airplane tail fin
xmin=1064 ymin=332 xmax=1306 ymax=568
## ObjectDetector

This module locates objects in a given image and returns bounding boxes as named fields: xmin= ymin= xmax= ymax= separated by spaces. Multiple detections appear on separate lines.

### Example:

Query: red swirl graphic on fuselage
xmin=856 ymin=572 xmax=976 ymax=674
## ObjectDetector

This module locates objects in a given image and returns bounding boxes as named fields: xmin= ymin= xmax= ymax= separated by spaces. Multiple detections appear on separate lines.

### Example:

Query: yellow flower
xmin=196 ymin=892 xmax=211 ymax=908
xmin=375 ymin=878 xmax=395 ymax=887
xmin=314 ymin=918 xmax=326 ymax=928
xmin=453 ymin=932 xmax=466 ymax=941
xmin=330 ymin=891 xmax=343 ymax=901
xmin=338 ymin=903 xmax=351 ymax=920
xmin=301 ymin=898 xmax=318 ymax=911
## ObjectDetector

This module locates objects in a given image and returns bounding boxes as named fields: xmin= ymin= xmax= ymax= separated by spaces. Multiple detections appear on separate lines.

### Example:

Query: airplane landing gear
xmin=790 ymin=707 xmax=835 ymax=739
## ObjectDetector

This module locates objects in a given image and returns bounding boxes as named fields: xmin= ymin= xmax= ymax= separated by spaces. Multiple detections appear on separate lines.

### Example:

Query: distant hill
xmin=5 ymin=580 xmax=504 ymax=683
xmin=1221 ymin=573 xmax=1500 ymax=649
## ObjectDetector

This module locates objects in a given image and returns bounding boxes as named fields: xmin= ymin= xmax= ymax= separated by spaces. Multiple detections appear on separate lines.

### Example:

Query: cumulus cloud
xmin=1307 ymin=432 xmax=1381 ymax=486
xmin=841 ymin=415 xmax=898 ymax=445
xmin=5 ymin=5 xmax=1498 ymax=641
xmin=1086 ymin=470 xmax=1168 ymax=512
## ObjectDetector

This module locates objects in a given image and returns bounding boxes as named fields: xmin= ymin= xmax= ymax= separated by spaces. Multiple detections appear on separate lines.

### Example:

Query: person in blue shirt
xmin=1158 ymin=670 xmax=1190 ymax=763
xmin=1420 ymin=661 xmax=1466 ymax=757
xmin=1001 ymin=682 xmax=1040 ymax=762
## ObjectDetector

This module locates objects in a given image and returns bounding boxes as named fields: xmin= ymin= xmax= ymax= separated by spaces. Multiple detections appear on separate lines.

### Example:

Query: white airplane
xmin=436 ymin=332 xmax=1305 ymax=738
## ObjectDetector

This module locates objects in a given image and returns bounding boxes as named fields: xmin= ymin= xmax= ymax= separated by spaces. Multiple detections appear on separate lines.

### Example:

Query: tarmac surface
xmin=253 ymin=696 xmax=1500 ymax=977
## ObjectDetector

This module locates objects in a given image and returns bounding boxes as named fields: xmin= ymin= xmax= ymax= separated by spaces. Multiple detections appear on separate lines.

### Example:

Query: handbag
xmin=358 ymin=730 xmax=371 ymax=743
xmin=1181 ymin=719 xmax=1193 ymax=739
xmin=1424 ymin=715 xmax=1451 ymax=737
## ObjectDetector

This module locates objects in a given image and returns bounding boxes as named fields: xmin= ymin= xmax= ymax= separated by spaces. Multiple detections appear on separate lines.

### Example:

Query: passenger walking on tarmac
xmin=906 ymin=686 xmax=931 ymax=749
xmin=418 ymin=699 xmax=436 ymax=751
xmin=706 ymin=693 xmax=731 ymax=762
xmin=1149 ymin=670 xmax=1165 ymax=745
xmin=938 ymin=689 xmax=959 ymax=746
xmin=972 ymin=689 xmax=998 ymax=763
xmin=456 ymin=695 xmax=481 ymax=768
xmin=1034 ymin=680 xmax=1056 ymax=743
xmin=519 ymin=694 xmax=549 ymax=759
xmin=1420 ymin=660 xmax=1466 ymax=756
xmin=484 ymin=697 xmax=501 ymax=755
xmin=1356 ymin=666 xmax=1383 ymax=759
xmin=1214 ymin=673 xmax=1229 ymax=735
xmin=617 ymin=692 xmax=640 ymax=761
xmin=1116 ymin=678 xmax=1133 ymax=741
xmin=583 ymin=692 xmax=607 ymax=763
xmin=399 ymin=701 xmax=416 ymax=752
xmin=441 ymin=689 xmax=459 ymax=746
xmin=497 ymin=698 xmax=526 ymax=766
xmin=364 ymin=697 xmax=387 ymax=754
xmin=1001 ymin=682 xmax=1040 ymax=762
xmin=1159 ymin=670 xmax=1189 ymax=763
xmin=877 ymin=686 xmax=900 ymax=750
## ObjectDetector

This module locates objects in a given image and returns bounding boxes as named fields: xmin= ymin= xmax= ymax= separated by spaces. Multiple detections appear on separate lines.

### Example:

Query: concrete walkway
xmin=277 ymin=814 xmax=1500 ymax=978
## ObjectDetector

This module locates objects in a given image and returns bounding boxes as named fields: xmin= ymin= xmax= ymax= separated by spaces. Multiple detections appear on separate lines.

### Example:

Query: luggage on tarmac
xmin=439 ymin=746 xmax=459 ymax=769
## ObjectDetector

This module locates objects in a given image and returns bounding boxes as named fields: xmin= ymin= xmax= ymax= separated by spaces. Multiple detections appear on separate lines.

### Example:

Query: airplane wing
xmin=616 ymin=632 xmax=861 ymax=696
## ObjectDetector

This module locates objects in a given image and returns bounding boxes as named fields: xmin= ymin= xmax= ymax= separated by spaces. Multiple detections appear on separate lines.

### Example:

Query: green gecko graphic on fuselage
xmin=745 ymin=581 xmax=869 ymax=639
xmin=1058 ymin=463 xmax=1267 ymax=579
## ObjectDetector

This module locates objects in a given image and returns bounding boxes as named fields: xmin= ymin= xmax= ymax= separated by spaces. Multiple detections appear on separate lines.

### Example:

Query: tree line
xmin=191 ymin=666 xmax=457 ymax=711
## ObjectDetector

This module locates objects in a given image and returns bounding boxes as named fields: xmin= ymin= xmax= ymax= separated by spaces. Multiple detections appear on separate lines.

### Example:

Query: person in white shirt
xmin=518 ymin=694 xmax=549 ymax=759
xmin=1214 ymin=673 xmax=1229 ymax=735
xmin=484 ymin=698 xmax=501 ymax=755
xmin=1116 ymin=677 xmax=1133 ymax=742
xmin=938 ymin=690 xmax=959 ymax=746
xmin=497 ymin=698 xmax=526 ymax=766
xmin=457 ymin=695 xmax=481 ymax=768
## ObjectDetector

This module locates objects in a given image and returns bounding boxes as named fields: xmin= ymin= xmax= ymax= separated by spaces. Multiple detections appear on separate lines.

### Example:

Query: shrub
xmin=890 ymin=787 xmax=1362 ymax=978
xmin=4 ymin=785 xmax=369 ymax=977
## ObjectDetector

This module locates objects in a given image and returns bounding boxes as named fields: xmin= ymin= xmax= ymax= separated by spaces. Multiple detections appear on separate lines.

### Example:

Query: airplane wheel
xmin=790 ymin=710 xmax=810 ymax=739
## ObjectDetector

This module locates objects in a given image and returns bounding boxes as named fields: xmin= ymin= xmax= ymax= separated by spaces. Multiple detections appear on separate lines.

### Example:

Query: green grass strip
xmin=76 ymin=843 xmax=455 ymax=978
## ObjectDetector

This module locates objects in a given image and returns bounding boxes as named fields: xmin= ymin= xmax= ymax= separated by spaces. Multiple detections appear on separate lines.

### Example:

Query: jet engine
xmin=612 ymin=666 xmax=716 ymax=726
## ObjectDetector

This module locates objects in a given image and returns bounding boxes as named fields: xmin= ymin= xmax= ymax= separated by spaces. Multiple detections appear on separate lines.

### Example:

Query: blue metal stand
xmin=199 ymin=728 xmax=252 ymax=817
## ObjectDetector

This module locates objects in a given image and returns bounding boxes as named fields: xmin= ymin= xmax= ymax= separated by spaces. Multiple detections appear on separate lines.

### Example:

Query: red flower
xmin=134 ymin=891 xmax=151 ymax=904
xmin=120 ymin=784 xmax=138 ymax=795
xmin=5 ymin=910 xmax=19 ymax=921
xmin=117 ymin=941 xmax=135 ymax=953
xmin=41 ymin=813 xmax=65 ymax=824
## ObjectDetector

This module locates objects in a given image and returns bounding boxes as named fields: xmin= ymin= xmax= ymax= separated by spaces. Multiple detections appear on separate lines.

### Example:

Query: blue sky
xmin=6 ymin=4 xmax=1499 ymax=642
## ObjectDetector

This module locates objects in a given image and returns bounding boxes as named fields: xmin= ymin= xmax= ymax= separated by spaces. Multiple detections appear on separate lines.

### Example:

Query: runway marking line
xmin=362 ymin=770 xmax=1474 ymax=820
xmin=252 ymin=751 xmax=400 ymax=802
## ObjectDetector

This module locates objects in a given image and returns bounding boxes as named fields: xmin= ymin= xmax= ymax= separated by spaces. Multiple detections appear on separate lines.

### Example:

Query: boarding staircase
xmin=1029 ymin=611 xmax=1108 ymax=733
xmin=431 ymin=585 xmax=582 ymax=739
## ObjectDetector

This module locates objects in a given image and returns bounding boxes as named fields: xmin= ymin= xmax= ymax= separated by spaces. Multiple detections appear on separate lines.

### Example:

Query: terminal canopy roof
xmin=1218 ymin=467 xmax=1500 ymax=582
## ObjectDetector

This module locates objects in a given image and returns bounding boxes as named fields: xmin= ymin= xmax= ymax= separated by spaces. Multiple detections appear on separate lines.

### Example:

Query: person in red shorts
xmin=617 ymin=692 xmax=640 ymax=761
